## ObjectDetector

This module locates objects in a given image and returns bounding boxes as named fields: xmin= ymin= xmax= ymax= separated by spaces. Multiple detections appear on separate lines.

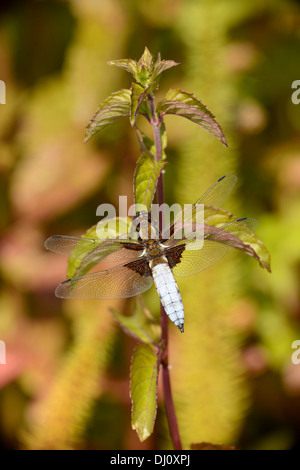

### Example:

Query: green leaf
xmin=108 ymin=49 xmax=178 ymax=91
xmin=135 ymin=128 xmax=156 ymax=158
xmin=110 ymin=298 xmax=160 ymax=344
xmin=135 ymin=125 xmax=167 ymax=158
xmin=130 ymin=343 xmax=159 ymax=442
xmin=136 ymin=48 xmax=156 ymax=87
xmin=134 ymin=152 xmax=166 ymax=211
xmin=157 ymin=88 xmax=227 ymax=146
xmin=107 ymin=58 xmax=138 ymax=76
xmin=130 ymin=82 xmax=157 ymax=126
xmin=152 ymin=59 xmax=180 ymax=81
xmin=108 ymin=49 xmax=153 ymax=88
xmin=108 ymin=48 xmax=154 ymax=87
xmin=85 ymin=89 xmax=131 ymax=141
xmin=138 ymin=47 xmax=153 ymax=69
xmin=130 ymin=83 xmax=146 ymax=126
xmin=216 ymin=218 xmax=271 ymax=272
xmin=137 ymin=47 xmax=153 ymax=84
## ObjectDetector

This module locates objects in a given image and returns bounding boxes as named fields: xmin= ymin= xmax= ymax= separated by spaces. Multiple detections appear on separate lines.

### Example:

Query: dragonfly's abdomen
xmin=151 ymin=262 xmax=184 ymax=333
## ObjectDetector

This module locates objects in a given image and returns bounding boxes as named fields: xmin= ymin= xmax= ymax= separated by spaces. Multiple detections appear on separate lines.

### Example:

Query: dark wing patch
xmin=124 ymin=257 xmax=152 ymax=277
xmin=165 ymin=244 xmax=186 ymax=269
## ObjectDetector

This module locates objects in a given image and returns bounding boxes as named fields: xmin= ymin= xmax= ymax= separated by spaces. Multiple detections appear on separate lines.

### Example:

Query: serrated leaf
xmin=138 ymin=47 xmax=153 ymax=69
xmin=107 ymin=58 xmax=138 ymax=76
xmin=134 ymin=152 xmax=166 ymax=211
xmin=152 ymin=59 xmax=180 ymax=81
xmin=110 ymin=298 xmax=160 ymax=344
xmin=108 ymin=50 xmax=178 ymax=91
xmin=157 ymin=88 xmax=227 ymax=146
xmin=108 ymin=50 xmax=154 ymax=88
xmin=85 ymin=89 xmax=131 ymax=141
xmin=130 ymin=344 xmax=159 ymax=442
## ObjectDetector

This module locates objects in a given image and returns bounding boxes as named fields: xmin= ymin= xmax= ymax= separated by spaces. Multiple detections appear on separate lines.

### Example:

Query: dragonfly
xmin=45 ymin=174 xmax=258 ymax=333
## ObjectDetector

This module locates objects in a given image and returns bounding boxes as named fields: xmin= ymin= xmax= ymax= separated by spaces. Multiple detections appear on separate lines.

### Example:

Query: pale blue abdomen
xmin=151 ymin=262 xmax=184 ymax=332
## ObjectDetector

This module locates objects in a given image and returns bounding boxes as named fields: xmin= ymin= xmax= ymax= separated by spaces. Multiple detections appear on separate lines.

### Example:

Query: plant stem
xmin=148 ymin=94 xmax=182 ymax=451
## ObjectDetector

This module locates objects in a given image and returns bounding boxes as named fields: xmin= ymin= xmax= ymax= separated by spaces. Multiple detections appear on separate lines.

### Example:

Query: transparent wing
xmin=162 ymin=174 xmax=237 ymax=239
xmin=195 ymin=174 xmax=237 ymax=206
xmin=217 ymin=217 xmax=258 ymax=234
xmin=45 ymin=235 xmax=142 ymax=265
xmin=44 ymin=235 xmax=142 ymax=257
xmin=55 ymin=263 xmax=153 ymax=299
xmin=45 ymin=235 xmax=101 ymax=256
xmin=172 ymin=239 xmax=231 ymax=277
xmin=171 ymin=217 xmax=258 ymax=277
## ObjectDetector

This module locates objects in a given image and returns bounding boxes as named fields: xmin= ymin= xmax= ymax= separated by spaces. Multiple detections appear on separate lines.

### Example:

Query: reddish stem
xmin=148 ymin=94 xmax=182 ymax=450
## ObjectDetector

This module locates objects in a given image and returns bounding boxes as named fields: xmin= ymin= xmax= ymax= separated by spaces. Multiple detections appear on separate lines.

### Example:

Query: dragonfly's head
xmin=130 ymin=211 xmax=159 ymax=241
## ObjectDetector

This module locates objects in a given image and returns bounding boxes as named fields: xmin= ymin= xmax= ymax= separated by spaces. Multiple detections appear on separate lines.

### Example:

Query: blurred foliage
xmin=0 ymin=0 xmax=300 ymax=450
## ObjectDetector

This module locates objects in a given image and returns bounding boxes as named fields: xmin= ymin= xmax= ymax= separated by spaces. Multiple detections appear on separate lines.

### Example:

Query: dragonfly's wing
xmin=45 ymin=235 xmax=143 ymax=265
xmin=195 ymin=174 xmax=237 ymax=206
xmin=172 ymin=239 xmax=231 ymax=277
xmin=45 ymin=235 xmax=142 ymax=256
xmin=170 ymin=217 xmax=258 ymax=277
xmin=222 ymin=217 xmax=258 ymax=233
xmin=161 ymin=174 xmax=237 ymax=239
xmin=55 ymin=263 xmax=153 ymax=299
xmin=45 ymin=235 xmax=99 ymax=256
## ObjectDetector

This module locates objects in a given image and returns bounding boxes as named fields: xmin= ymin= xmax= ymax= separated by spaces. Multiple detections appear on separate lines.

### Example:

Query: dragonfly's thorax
xmin=143 ymin=240 xmax=167 ymax=262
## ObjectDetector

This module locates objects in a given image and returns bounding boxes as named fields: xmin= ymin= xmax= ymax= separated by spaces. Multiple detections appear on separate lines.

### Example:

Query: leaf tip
xmin=264 ymin=261 xmax=272 ymax=273
xmin=222 ymin=136 xmax=228 ymax=147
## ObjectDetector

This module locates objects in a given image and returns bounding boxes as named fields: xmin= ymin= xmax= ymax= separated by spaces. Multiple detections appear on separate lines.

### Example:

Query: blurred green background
xmin=1 ymin=0 xmax=300 ymax=450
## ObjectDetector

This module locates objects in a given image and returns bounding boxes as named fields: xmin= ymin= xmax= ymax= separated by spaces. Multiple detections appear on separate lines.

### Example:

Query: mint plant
xmin=48 ymin=48 xmax=270 ymax=449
